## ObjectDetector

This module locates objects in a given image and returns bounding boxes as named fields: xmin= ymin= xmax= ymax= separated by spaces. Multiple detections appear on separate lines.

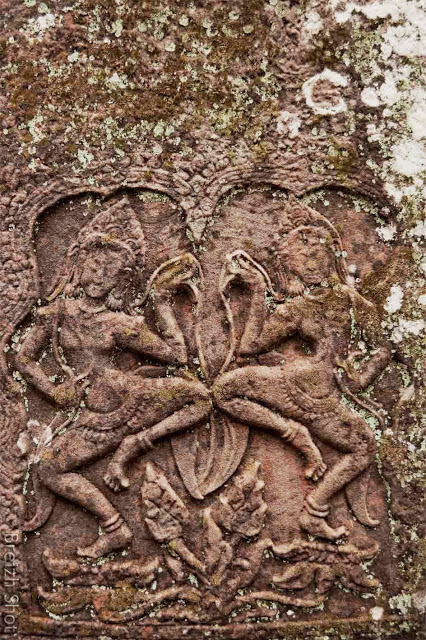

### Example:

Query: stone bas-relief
xmin=18 ymin=197 xmax=211 ymax=559
xmin=1 ymin=1 xmax=425 ymax=637
xmin=1 ymin=184 xmax=417 ymax=636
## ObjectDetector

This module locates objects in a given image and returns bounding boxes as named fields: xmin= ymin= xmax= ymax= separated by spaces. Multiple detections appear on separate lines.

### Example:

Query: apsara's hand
xmin=153 ymin=253 xmax=198 ymax=294
xmin=336 ymin=353 xmax=365 ymax=392
xmin=225 ymin=252 xmax=266 ymax=287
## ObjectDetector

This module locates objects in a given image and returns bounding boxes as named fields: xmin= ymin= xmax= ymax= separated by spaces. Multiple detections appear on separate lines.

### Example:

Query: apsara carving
xmin=8 ymin=187 xmax=399 ymax=624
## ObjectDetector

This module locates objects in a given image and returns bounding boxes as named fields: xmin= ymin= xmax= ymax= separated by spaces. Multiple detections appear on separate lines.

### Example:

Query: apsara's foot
xmin=77 ymin=522 xmax=132 ymax=559
xmin=305 ymin=458 xmax=327 ymax=482
xmin=304 ymin=442 xmax=327 ymax=482
xmin=300 ymin=510 xmax=348 ymax=541
xmin=104 ymin=462 xmax=130 ymax=492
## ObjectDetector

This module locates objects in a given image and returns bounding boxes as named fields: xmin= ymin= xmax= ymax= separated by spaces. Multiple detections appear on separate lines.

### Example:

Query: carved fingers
xmin=335 ymin=354 xmax=364 ymax=392
xmin=305 ymin=461 xmax=327 ymax=483
xmin=152 ymin=253 xmax=200 ymax=295
xmin=221 ymin=251 xmax=269 ymax=292
xmin=103 ymin=463 xmax=131 ymax=492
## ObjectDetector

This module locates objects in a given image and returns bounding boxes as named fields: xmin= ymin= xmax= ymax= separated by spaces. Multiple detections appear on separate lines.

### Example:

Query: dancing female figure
xmin=16 ymin=198 xmax=211 ymax=558
xmin=214 ymin=199 xmax=390 ymax=540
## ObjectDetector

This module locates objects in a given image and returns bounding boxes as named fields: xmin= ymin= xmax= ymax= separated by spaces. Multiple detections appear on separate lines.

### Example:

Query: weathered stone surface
xmin=0 ymin=1 xmax=425 ymax=639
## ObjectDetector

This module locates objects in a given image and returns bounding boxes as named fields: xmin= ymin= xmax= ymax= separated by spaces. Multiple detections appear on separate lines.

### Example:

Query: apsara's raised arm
xmin=345 ymin=290 xmax=391 ymax=391
xmin=114 ymin=314 xmax=187 ymax=366
xmin=220 ymin=250 xmax=300 ymax=357
xmin=14 ymin=302 xmax=76 ymax=406
xmin=241 ymin=301 xmax=300 ymax=356
xmin=118 ymin=252 xmax=201 ymax=366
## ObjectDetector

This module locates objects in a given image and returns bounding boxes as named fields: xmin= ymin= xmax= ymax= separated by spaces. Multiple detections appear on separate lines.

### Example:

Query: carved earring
xmin=106 ymin=271 xmax=133 ymax=312
xmin=106 ymin=287 xmax=124 ymax=311
xmin=286 ymin=273 xmax=304 ymax=296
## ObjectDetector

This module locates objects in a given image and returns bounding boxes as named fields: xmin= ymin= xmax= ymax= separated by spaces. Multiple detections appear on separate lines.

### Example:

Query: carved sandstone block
xmin=0 ymin=1 xmax=425 ymax=639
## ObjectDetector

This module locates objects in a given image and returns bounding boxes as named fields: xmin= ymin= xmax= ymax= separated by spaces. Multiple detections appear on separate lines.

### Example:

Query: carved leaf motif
xmin=215 ymin=461 xmax=267 ymax=538
xmin=141 ymin=462 xmax=189 ymax=543
xmin=38 ymin=586 xmax=92 ymax=615
xmin=273 ymin=563 xmax=315 ymax=590
xmin=271 ymin=540 xmax=379 ymax=565
xmin=42 ymin=547 xmax=159 ymax=587
xmin=315 ymin=565 xmax=335 ymax=594
xmin=339 ymin=564 xmax=380 ymax=592
xmin=165 ymin=555 xmax=186 ymax=582
xmin=202 ymin=507 xmax=233 ymax=584
xmin=227 ymin=538 xmax=271 ymax=594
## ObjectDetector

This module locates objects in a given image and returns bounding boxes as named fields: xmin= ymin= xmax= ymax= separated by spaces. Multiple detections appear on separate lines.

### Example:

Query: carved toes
xmin=300 ymin=511 xmax=349 ymax=541
xmin=305 ymin=461 xmax=327 ymax=483
xmin=103 ymin=469 xmax=130 ymax=492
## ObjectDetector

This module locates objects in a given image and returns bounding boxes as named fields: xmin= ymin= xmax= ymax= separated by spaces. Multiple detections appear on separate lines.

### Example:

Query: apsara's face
xmin=283 ymin=228 xmax=333 ymax=286
xmin=80 ymin=245 xmax=129 ymax=299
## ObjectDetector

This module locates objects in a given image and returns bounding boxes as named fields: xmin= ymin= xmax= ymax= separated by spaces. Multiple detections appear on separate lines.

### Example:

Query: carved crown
xmin=280 ymin=195 xmax=328 ymax=234
xmin=279 ymin=195 xmax=350 ymax=285
xmin=77 ymin=196 xmax=146 ymax=267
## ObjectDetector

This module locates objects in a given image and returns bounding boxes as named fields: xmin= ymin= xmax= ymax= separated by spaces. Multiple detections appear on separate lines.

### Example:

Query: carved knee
xmin=38 ymin=455 xmax=60 ymax=489
xmin=353 ymin=418 xmax=376 ymax=459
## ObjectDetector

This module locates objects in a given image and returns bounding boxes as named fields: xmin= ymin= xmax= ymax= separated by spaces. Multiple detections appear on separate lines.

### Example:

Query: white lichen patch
xmin=407 ymin=90 xmax=426 ymax=140
xmin=391 ymin=317 xmax=426 ymax=343
xmin=110 ymin=19 xmax=123 ymax=38
xmin=76 ymin=149 xmax=94 ymax=170
xmin=389 ymin=592 xmax=412 ymax=615
xmin=330 ymin=0 xmax=426 ymax=215
xmin=67 ymin=51 xmax=80 ymax=63
xmin=27 ymin=114 xmax=46 ymax=144
xmin=276 ymin=111 xmax=301 ymax=139
xmin=301 ymin=10 xmax=323 ymax=42
xmin=370 ymin=605 xmax=384 ymax=621
xmin=377 ymin=223 xmax=397 ymax=242
xmin=385 ymin=285 xmax=404 ymax=314
xmin=22 ymin=6 xmax=55 ymax=39
xmin=392 ymin=140 xmax=426 ymax=177
xmin=107 ymin=72 xmax=128 ymax=90
xmin=361 ymin=87 xmax=380 ymax=108
xmin=302 ymin=69 xmax=348 ymax=115
xmin=410 ymin=220 xmax=426 ymax=238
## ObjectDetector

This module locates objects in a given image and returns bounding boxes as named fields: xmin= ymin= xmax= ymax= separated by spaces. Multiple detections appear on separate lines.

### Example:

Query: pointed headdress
xmin=278 ymin=195 xmax=350 ymax=285
xmin=49 ymin=196 xmax=145 ymax=300
xmin=76 ymin=196 xmax=145 ymax=266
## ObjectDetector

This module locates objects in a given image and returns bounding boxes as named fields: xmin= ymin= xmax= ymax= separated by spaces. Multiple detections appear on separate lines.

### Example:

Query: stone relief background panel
xmin=0 ymin=180 xmax=418 ymax=634
xmin=0 ymin=0 xmax=425 ymax=637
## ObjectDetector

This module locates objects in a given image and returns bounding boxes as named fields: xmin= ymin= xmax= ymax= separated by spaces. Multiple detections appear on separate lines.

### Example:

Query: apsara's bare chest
xmin=57 ymin=308 xmax=116 ymax=353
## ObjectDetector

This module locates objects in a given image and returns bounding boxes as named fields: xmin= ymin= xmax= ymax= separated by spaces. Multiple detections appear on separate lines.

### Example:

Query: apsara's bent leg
xmin=38 ymin=430 xmax=132 ymax=558
xmin=214 ymin=367 xmax=376 ymax=541
xmin=299 ymin=402 xmax=377 ymax=539
xmin=213 ymin=366 xmax=326 ymax=482
xmin=104 ymin=376 xmax=212 ymax=491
